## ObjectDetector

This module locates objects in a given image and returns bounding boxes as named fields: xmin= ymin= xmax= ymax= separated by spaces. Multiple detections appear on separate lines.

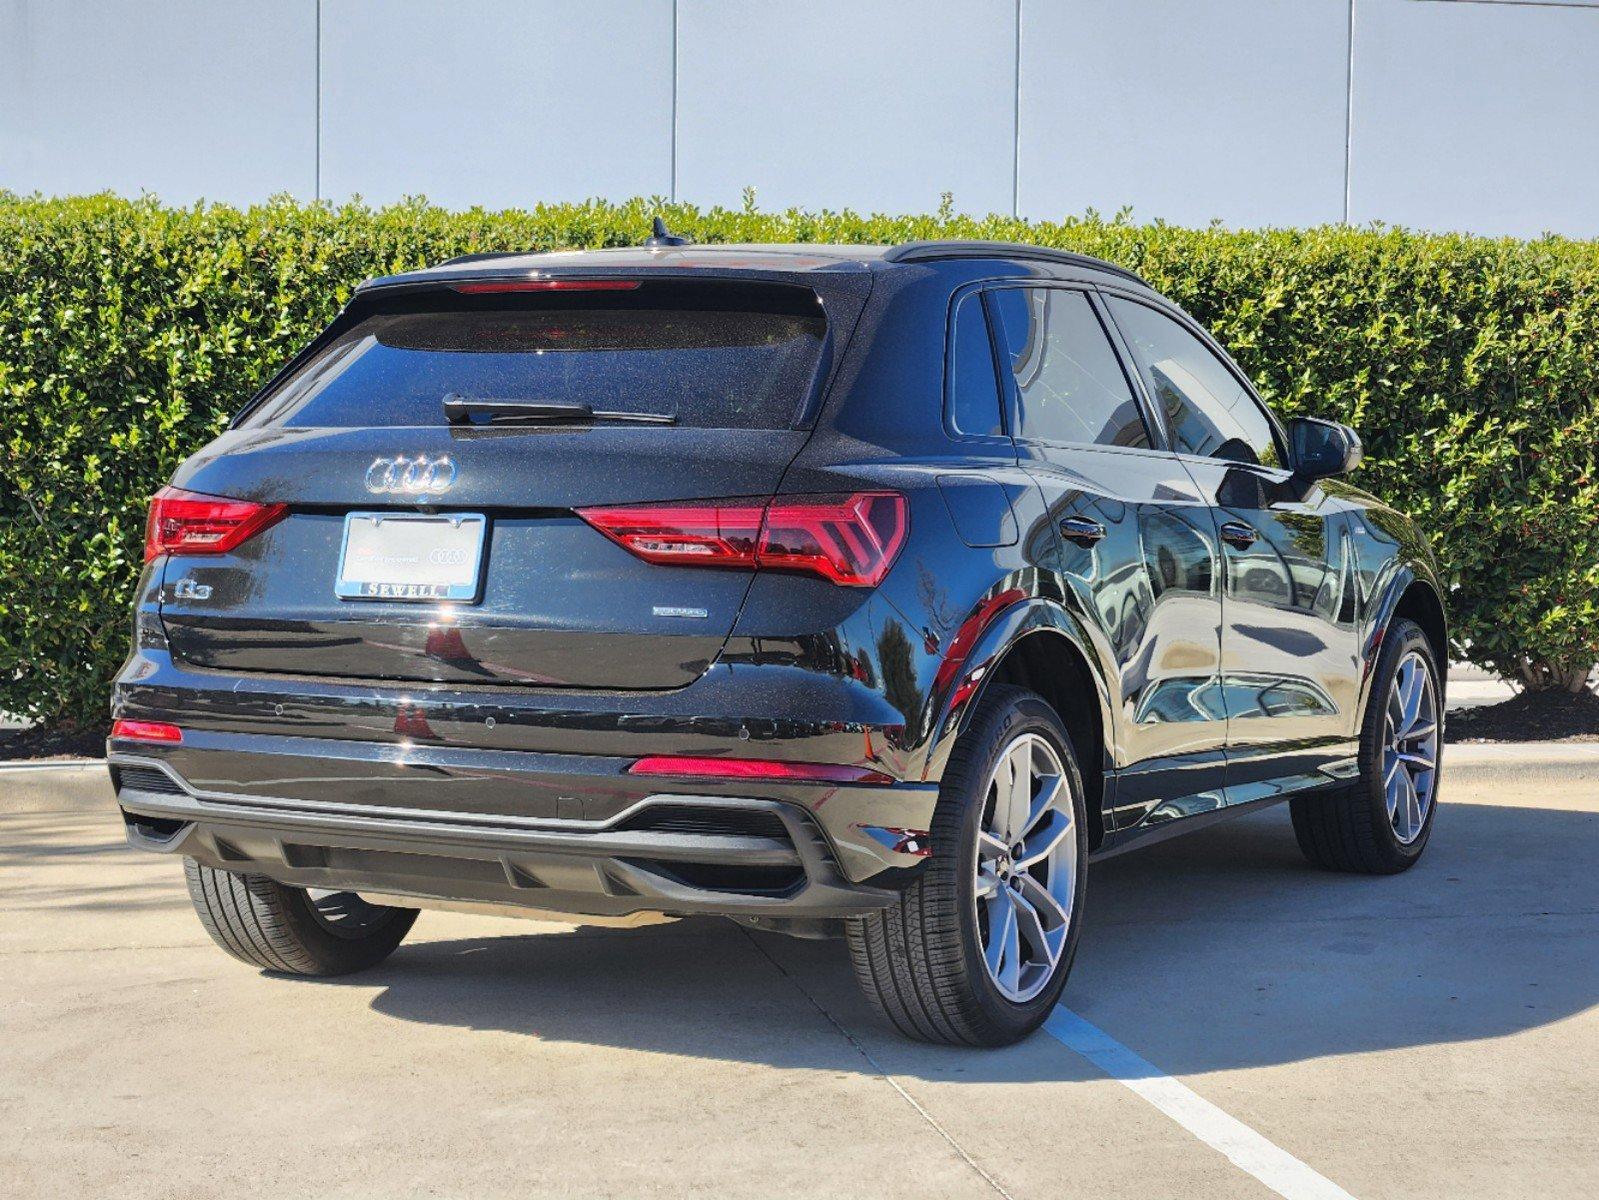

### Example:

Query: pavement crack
xmin=737 ymin=926 xmax=1017 ymax=1200
xmin=0 ymin=941 xmax=211 ymax=955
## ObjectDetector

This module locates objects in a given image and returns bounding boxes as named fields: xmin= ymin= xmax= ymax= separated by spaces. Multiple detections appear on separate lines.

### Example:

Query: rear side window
xmin=1105 ymin=297 xmax=1282 ymax=468
xmin=988 ymin=287 xmax=1151 ymax=449
xmin=947 ymin=291 xmax=1004 ymax=436
xmin=241 ymin=282 xmax=827 ymax=430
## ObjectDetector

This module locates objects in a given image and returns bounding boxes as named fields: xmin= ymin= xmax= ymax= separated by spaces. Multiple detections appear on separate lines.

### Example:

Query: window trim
xmin=941 ymin=281 xmax=1013 ymax=444
xmin=1097 ymin=286 xmax=1290 ymax=472
xmin=982 ymin=281 xmax=1162 ymax=455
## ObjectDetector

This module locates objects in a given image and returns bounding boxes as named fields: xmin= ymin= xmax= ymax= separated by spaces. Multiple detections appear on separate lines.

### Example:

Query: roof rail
xmin=883 ymin=240 xmax=1147 ymax=285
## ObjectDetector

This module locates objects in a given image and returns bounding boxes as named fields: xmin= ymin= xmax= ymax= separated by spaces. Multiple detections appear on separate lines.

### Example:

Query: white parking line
xmin=1045 ymin=1007 xmax=1357 ymax=1200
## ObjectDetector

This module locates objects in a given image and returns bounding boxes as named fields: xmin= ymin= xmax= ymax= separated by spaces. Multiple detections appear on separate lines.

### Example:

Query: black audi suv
xmin=110 ymin=234 xmax=1446 ymax=1046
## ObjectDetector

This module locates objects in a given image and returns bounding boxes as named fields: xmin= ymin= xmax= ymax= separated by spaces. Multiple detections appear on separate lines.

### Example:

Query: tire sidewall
xmin=947 ymin=688 xmax=1089 ymax=1036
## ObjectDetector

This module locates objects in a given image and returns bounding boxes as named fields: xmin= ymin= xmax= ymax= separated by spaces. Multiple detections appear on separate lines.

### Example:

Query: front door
xmin=1188 ymin=460 xmax=1362 ymax=799
xmin=1101 ymin=294 xmax=1363 ymax=805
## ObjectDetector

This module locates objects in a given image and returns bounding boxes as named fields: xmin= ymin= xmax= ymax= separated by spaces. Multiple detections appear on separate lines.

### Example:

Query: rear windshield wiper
xmin=442 ymin=395 xmax=676 ymax=426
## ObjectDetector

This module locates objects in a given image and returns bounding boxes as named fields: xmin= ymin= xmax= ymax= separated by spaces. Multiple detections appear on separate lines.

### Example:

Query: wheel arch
xmin=984 ymin=630 xmax=1109 ymax=853
xmin=1395 ymin=580 xmax=1448 ymax=682
xmin=920 ymin=599 xmax=1113 ymax=854
xmin=1360 ymin=567 xmax=1450 ymax=724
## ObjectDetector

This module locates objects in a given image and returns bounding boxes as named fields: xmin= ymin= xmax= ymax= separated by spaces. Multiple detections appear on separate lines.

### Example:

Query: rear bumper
xmin=111 ymin=739 xmax=938 ymax=921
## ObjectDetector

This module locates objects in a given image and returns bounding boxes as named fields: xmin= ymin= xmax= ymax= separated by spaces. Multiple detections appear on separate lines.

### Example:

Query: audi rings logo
xmin=365 ymin=454 xmax=457 ymax=495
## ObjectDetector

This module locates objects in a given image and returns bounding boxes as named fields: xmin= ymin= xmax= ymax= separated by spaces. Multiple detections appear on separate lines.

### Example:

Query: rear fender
xmin=914 ymin=596 xmax=1113 ymax=786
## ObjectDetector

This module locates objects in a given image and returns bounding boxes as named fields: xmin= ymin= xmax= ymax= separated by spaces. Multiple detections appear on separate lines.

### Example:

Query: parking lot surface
xmin=2 ymin=757 xmax=1594 ymax=1199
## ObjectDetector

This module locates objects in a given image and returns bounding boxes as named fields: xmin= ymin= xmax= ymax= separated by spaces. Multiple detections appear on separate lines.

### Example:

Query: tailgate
xmin=155 ymin=278 xmax=839 ymax=689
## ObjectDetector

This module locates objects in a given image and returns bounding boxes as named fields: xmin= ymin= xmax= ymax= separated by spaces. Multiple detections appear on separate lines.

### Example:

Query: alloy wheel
xmin=304 ymin=889 xmax=399 ymax=939
xmin=1383 ymin=650 xmax=1439 ymax=845
xmin=972 ymin=733 xmax=1077 ymax=1003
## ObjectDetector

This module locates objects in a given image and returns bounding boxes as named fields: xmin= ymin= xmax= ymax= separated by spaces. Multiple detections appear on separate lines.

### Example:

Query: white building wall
xmin=675 ymin=0 xmax=1016 ymax=215
xmin=1348 ymin=0 xmax=1599 ymax=238
xmin=1017 ymin=0 xmax=1352 ymax=229
xmin=2 ymin=0 xmax=1597 ymax=238
xmin=319 ymin=0 xmax=674 ymax=209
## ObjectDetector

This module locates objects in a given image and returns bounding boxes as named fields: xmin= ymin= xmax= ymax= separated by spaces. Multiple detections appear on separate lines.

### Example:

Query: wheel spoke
xmin=978 ymin=830 xmax=1009 ymax=861
xmin=1412 ymin=765 xmax=1435 ymax=805
xmin=1015 ymin=870 xmax=1071 ymax=933
xmin=1003 ymin=741 xmax=1033 ymax=841
xmin=975 ymin=867 xmax=1003 ymax=899
xmin=1399 ymin=660 xmax=1424 ymax=734
xmin=1398 ymin=750 xmax=1433 ymax=769
xmin=1017 ymin=808 xmax=1073 ymax=870
xmin=1403 ymin=770 xmax=1422 ymax=839
xmin=1000 ymin=905 xmax=1023 ymax=993
xmin=985 ymin=891 xmax=1015 ymax=977
xmin=1023 ymin=772 xmax=1064 ymax=836
xmin=1009 ymin=884 xmax=1055 ymax=969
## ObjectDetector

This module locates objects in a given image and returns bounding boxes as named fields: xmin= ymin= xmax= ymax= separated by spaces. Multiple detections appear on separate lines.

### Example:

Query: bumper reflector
xmin=858 ymin=825 xmax=934 ymax=857
xmin=627 ymin=756 xmax=893 ymax=785
xmin=110 ymin=719 xmax=183 ymax=744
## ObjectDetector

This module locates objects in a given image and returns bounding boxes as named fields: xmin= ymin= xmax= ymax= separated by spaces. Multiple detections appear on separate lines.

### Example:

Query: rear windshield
xmin=240 ymin=282 xmax=828 ymax=430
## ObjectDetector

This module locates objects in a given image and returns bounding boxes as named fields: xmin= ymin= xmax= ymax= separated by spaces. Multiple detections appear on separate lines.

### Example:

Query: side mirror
xmin=1289 ymin=417 xmax=1362 ymax=480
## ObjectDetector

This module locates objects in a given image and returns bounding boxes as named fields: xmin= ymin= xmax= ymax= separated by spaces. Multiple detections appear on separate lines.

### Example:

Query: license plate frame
xmin=335 ymin=511 xmax=488 ymax=603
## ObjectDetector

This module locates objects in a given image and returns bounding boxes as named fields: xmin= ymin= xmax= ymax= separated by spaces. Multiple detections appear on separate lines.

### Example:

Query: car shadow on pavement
xmin=336 ymin=799 xmax=1597 ymax=1081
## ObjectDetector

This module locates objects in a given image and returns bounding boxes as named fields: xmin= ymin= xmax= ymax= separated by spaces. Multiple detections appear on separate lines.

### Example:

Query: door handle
xmin=1219 ymin=520 xmax=1259 ymax=549
xmin=1059 ymin=516 xmax=1107 ymax=546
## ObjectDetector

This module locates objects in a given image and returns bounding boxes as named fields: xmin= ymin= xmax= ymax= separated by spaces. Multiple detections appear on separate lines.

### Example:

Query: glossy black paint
xmin=112 ymin=241 xmax=1445 ymax=924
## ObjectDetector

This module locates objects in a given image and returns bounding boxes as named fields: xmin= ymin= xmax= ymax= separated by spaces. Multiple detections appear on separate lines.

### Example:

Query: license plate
xmin=335 ymin=512 xmax=487 ymax=602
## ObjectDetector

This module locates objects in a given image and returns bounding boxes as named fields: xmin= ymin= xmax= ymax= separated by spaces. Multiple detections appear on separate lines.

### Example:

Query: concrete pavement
xmin=2 ymin=759 xmax=1594 ymax=1199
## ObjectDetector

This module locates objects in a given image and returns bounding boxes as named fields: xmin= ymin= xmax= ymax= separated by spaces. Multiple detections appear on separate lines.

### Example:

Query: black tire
xmin=1290 ymin=617 xmax=1442 ymax=873
xmin=846 ymin=684 xmax=1089 ymax=1046
xmin=184 ymin=860 xmax=418 ymax=975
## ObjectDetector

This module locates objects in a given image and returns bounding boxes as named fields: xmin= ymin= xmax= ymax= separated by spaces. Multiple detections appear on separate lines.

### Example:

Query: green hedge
xmin=2 ymin=193 xmax=1596 ymax=726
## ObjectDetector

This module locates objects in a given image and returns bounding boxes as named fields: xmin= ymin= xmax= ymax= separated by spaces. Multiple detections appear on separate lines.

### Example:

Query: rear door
xmin=1101 ymin=294 xmax=1363 ymax=802
xmin=156 ymin=277 xmax=848 ymax=690
xmin=985 ymin=284 xmax=1230 ymax=830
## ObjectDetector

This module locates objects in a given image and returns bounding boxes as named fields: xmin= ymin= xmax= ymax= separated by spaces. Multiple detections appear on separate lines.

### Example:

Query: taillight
xmin=450 ymin=279 xmax=642 ymax=294
xmin=627 ymin=756 xmax=893 ymax=785
xmin=144 ymin=487 xmax=288 ymax=562
xmin=577 ymin=492 xmax=908 ymax=587
xmin=110 ymin=719 xmax=183 ymax=744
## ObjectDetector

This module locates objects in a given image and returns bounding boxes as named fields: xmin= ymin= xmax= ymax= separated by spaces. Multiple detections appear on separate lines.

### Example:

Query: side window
xmin=947 ymin=291 xmax=1004 ymax=437
xmin=988 ymin=287 xmax=1151 ymax=449
xmin=1105 ymin=297 xmax=1282 ymax=468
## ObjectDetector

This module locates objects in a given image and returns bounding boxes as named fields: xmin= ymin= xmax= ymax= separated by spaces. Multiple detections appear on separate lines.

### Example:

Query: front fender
xmin=1356 ymin=557 xmax=1448 ymax=731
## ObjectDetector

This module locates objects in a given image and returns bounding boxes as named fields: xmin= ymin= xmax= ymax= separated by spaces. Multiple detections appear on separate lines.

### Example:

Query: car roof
xmin=358 ymin=239 xmax=1148 ymax=291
